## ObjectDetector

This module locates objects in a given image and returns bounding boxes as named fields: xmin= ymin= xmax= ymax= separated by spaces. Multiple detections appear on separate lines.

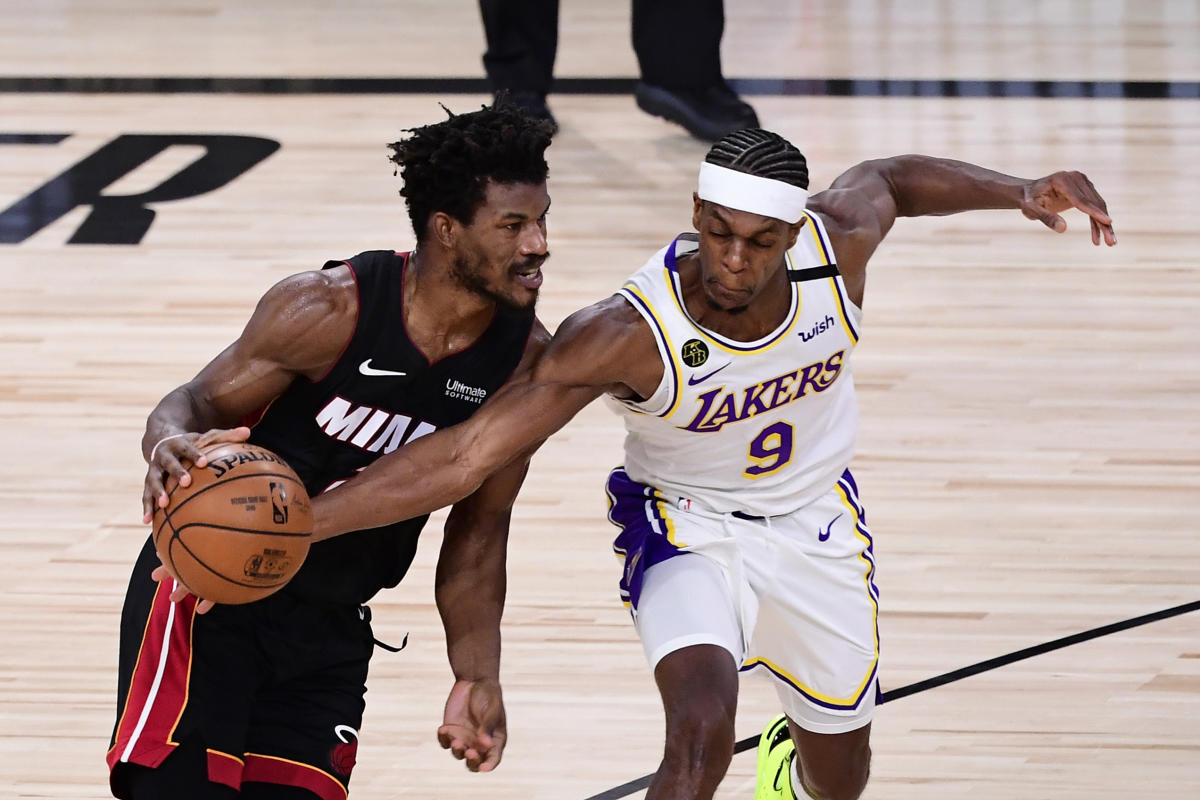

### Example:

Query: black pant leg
xmin=632 ymin=0 xmax=725 ymax=89
xmin=479 ymin=0 xmax=560 ymax=94
xmin=115 ymin=738 xmax=238 ymax=800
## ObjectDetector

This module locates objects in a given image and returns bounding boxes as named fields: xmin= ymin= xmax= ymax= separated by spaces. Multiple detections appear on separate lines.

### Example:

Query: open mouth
xmin=514 ymin=266 xmax=543 ymax=289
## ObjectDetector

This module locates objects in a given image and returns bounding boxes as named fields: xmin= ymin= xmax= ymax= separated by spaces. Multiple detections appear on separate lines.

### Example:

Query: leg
xmin=241 ymin=594 xmax=374 ymax=798
xmin=240 ymin=784 xmax=324 ymax=799
xmin=115 ymin=737 xmax=237 ymax=800
xmin=646 ymin=644 xmax=739 ymax=800
xmin=478 ymin=0 xmax=560 ymax=127
xmin=790 ymin=720 xmax=872 ymax=800
xmin=747 ymin=474 xmax=880 ymax=800
xmin=632 ymin=553 xmax=748 ymax=800
xmin=631 ymin=0 xmax=724 ymax=89
xmin=109 ymin=538 xmax=258 ymax=798
xmin=630 ymin=0 xmax=758 ymax=140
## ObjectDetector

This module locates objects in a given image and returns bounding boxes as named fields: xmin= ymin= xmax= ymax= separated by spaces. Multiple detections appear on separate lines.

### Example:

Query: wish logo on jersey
xmin=680 ymin=350 xmax=846 ymax=433
xmin=799 ymin=314 xmax=837 ymax=343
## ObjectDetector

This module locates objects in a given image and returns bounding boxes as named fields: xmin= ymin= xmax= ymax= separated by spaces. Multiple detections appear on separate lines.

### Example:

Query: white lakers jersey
xmin=608 ymin=211 xmax=863 ymax=516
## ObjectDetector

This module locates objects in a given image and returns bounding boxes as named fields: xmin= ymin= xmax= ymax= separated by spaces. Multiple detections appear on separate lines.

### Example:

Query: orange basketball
xmin=152 ymin=441 xmax=312 ymax=604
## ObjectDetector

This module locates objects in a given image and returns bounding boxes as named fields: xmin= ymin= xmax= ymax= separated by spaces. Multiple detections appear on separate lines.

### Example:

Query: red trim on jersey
xmin=313 ymin=258 xmax=365 ymax=383
xmin=243 ymin=753 xmax=349 ymax=800
xmin=106 ymin=584 xmax=198 ymax=771
xmin=238 ymin=399 xmax=274 ymax=429
xmin=207 ymin=749 xmax=245 ymax=790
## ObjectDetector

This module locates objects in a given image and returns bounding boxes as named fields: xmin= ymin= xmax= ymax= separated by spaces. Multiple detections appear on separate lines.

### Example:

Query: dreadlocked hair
xmin=388 ymin=102 xmax=554 ymax=242
xmin=704 ymin=128 xmax=809 ymax=189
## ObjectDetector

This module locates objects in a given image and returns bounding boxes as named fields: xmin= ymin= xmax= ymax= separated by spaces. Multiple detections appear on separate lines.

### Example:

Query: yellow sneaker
xmin=753 ymin=714 xmax=797 ymax=799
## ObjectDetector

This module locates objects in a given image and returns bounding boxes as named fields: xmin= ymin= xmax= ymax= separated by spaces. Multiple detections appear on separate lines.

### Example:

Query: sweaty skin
xmin=309 ymin=155 xmax=1115 ymax=539
xmin=139 ymin=178 xmax=556 ymax=773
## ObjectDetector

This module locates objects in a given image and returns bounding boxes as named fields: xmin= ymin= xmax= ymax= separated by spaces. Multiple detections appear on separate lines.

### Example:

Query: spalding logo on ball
xmin=152 ymin=442 xmax=313 ymax=604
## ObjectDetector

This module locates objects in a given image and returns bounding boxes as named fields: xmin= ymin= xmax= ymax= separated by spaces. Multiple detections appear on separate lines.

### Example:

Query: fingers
xmin=1063 ymin=172 xmax=1117 ymax=246
xmin=151 ymin=565 xmax=215 ymax=613
xmin=477 ymin=733 xmax=505 ymax=772
xmin=1021 ymin=199 xmax=1066 ymax=233
xmin=1044 ymin=171 xmax=1117 ymax=245
xmin=142 ymin=480 xmax=159 ymax=523
xmin=142 ymin=428 xmax=250 ymax=521
xmin=194 ymin=427 xmax=252 ymax=465
xmin=437 ymin=725 xmax=497 ymax=772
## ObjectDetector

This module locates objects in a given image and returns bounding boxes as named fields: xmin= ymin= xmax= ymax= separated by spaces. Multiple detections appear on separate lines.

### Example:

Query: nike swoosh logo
xmin=687 ymin=361 xmax=731 ymax=386
xmin=359 ymin=359 xmax=406 ymax=377
xmin=818 ymin=513 xmax=842 ymax=542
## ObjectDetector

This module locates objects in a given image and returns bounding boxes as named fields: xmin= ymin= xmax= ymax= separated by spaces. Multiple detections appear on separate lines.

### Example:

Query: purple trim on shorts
xmin=740 ymin=659 xmax=879 ymax=712
xmin=839 ymin=469 xmax=879 ymax=602
xmin=605 ymin=467 xmax=686 ymax=610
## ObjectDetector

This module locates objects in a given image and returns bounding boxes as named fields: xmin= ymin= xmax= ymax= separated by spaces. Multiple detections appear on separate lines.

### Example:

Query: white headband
xmin=697 ymin=161 xmax=808 ymax=224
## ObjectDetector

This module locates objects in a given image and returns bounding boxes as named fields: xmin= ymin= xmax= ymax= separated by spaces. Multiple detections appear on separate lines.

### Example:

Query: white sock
xmin=791 ymin=754 xmax=823 ymax=799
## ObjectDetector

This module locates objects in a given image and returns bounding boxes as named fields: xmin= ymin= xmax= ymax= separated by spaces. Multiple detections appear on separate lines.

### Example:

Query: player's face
xmin=692 ymin=196 xmax=803 ymax=313
xmin=452 ymin=180 xmax=551 ymax=310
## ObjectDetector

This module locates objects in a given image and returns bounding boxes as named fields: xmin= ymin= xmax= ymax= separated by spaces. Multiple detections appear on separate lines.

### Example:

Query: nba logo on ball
xmin=269 ymin=481 xmax=289 ymax=524
xmin=152 ymin=442 xmax=313 ymax=604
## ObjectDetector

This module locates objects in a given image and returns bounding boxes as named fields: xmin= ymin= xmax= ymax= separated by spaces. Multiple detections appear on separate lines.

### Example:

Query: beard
xmin=704 ymin=295 xmax=749 ymax=314
xmin=450 ymin=251 xmax=545 ymax=312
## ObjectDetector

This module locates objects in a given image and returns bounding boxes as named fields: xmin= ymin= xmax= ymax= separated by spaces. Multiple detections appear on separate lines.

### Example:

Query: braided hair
xmin=388 ymin=103 xmax=554 ymax=243
xmin=704 ymin=128 xmax=809 ymax=189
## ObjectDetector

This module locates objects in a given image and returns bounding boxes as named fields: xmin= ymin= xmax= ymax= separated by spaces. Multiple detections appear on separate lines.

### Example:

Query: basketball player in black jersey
xmin=298 ymin=129 xmax=1116 ymax=800
xmin=111 ymin=104 xmax=554 ymax=799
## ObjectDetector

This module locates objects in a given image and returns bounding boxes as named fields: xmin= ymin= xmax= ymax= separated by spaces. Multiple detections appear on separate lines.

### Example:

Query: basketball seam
xmin=172 ymin=521 xmax=311 ymax=539
xmin=167 ymin=535 xmax=292 ymax=589
xmin=162 ymin=471 xmax=309 ymax=522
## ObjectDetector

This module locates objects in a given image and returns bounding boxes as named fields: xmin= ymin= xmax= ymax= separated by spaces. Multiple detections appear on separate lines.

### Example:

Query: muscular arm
xmin=140 ymin=267 xmax=355 ymax=516
xmin=810 ymin=155 xmax=1116 ymax=305
xmin=311 ymin=295 xmax=660 ymax=540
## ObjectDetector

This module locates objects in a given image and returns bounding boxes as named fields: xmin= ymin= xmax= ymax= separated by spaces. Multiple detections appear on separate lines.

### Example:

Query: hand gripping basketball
xmin=149 ymin=441 xmax=313 ymax=608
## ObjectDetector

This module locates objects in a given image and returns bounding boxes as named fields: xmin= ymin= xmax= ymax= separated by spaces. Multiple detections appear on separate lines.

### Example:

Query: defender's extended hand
xmin=1021 ymin=171 xmax=1117 ymax=246
xmin=150 ymin=564 xmax=216 ymax=614
xmin=141 ymin=426 xmax=252 ymax=523
xmin=437 ymin=678 xmax=507 ymax=773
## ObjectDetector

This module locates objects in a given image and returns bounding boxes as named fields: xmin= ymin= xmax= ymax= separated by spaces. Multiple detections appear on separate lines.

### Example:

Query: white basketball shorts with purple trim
xmin=605 ymin=467 xmax=881 ymax=734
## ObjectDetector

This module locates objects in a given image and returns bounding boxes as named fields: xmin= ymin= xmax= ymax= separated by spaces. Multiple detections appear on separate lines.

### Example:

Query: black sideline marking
xmin=0 ymin=76 xmax=1197 ymax=98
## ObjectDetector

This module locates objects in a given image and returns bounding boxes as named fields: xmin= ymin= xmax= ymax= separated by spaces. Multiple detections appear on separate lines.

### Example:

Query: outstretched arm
xmin=811 ymin=155 xmax=1116 ymax=303
xmin=310 ymin=295 xmax=661 ymax=540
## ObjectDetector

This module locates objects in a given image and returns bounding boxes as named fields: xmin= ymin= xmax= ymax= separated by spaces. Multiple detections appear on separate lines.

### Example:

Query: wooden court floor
xmin=0 ymin=2 xmax=1198 ymax=798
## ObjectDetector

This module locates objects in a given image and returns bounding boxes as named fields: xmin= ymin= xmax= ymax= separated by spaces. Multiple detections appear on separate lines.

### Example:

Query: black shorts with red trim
xmin=108 ymin=537 xmax=375 ymax=800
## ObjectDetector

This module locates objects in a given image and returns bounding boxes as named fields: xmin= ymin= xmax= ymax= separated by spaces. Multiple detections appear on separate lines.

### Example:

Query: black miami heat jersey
xmin=248 ymin=250 xmax=535 ymax=604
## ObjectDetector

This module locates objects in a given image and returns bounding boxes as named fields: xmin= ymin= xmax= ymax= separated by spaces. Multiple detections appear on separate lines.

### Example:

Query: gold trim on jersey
xmin=802 ymin=210 xmax=860 ymax=345
xmin=617 ymin=285 xmax=683 ymax=419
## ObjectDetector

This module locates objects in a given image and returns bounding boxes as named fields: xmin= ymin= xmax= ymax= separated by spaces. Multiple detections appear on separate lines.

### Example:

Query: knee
xmin=661 ymin=704 xmax=736 ymax=777
xmin=802 ymin=741 xmax=871 ymax=800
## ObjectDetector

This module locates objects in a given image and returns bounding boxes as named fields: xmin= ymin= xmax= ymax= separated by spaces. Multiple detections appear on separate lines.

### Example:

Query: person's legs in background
xmin=479 ymin=0 xmax=560 ymax=130
xmin=632 ymin=0 xmax=759 ymax=141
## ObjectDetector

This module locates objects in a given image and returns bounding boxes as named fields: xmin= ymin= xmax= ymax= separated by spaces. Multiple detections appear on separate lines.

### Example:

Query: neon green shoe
xmin=753 ymin=714 xmax=797 ymax=800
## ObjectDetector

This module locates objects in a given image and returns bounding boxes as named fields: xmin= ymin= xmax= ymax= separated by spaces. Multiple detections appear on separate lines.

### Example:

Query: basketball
xmin=152 ymin=441 xmax=313 ymax=604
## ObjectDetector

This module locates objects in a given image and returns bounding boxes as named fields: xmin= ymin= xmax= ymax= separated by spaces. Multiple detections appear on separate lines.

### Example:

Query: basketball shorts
xmin=606 ymin=468 xmax=881 ymax=734
xmin=108 ymin=537 xmax=375 ymax=800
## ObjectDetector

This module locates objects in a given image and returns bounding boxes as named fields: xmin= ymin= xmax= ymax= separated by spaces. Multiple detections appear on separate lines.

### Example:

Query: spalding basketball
xmin=152 ymin=441 xmax=313 ymax=604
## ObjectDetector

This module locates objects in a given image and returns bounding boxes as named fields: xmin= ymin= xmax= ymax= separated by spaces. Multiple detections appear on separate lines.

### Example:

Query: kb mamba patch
xmin=681 ymin=338 xmax=709 ymax=367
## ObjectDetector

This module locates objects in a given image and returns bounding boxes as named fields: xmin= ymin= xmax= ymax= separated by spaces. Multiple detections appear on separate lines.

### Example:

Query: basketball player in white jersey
xmin=288 ymin=129 xmax=1113 ymax=799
